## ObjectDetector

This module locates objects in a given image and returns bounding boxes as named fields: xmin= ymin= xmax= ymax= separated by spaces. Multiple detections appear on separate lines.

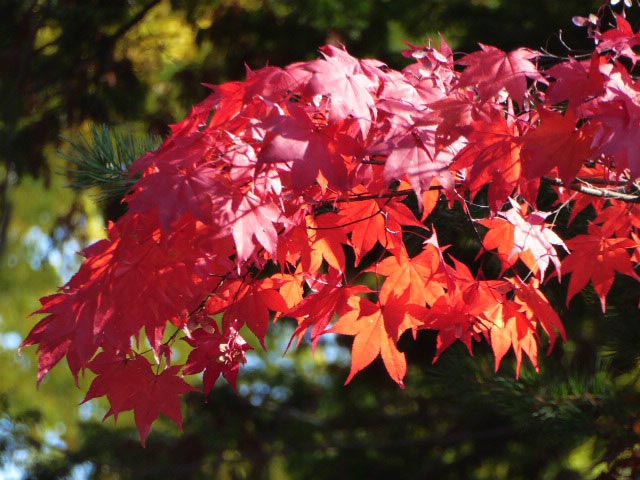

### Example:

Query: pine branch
xmin=61 ymin=125 xmax=161 ymax=202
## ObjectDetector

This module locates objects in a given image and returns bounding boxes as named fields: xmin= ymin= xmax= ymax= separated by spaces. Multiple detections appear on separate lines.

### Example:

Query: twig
xmin=542 ymin=176 xmax=640 ymax=203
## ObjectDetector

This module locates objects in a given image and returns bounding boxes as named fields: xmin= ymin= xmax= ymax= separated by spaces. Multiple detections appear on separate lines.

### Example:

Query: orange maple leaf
xmin=337 ymin=197 xmax=423 ymax=265
xmin=330 ymin=296 xmax=410 ymax=387
xmin=306 ymin=213 xmax=349 ymax=273
xmin=374 ymin=243 xmax=445 ymax=307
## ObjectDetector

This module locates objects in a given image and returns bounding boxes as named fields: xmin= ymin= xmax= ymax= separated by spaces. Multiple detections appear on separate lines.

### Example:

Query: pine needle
xmin=61 ymin=124 xmax=161 ymax=202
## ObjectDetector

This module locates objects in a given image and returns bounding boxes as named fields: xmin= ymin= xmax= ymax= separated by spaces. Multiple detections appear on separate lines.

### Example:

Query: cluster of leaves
xmin=22 ymin=1 xmax=640 ymax=444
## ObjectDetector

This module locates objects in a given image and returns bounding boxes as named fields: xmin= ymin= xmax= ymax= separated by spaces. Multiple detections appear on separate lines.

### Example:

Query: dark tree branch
xmin=105 ymin=0 xmax=162 ymax=46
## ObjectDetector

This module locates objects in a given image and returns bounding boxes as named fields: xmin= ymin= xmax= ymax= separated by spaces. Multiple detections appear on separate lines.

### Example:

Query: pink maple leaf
xmin=212 ymin=185 xmax=283 ymax=262
xmin=302 ymin=45 xmax=377 ymax=136
xmin=384 ymin=127 xmax=455 ymax=197
xmin=259 ymin=105 xmax=351 ymax=190
xmin=457 ymin=45 xmax=545 ymax=103
xmin=500 ymin=199 xmax=568 ymax=281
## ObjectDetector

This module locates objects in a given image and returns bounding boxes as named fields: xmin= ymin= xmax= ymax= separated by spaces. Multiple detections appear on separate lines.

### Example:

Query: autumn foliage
xmin=22 ymin=2 xmax=640 ymax=444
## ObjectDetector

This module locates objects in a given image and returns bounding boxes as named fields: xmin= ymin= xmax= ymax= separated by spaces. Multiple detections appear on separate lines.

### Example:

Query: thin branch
xmin=33 ymin=36 xmax=61 ymax=56
xmin=573 ymin=176 xmax=631 ymax=187
xmin=306 ymin=208 xmax=383 ymax=230
xmin=542 ymin=176 xmax=640 ymax=203
xmin=322 ymin=185 xmax=447 ymax=205
xmin=311 ymin=172 xmax=640 ymax=210
xmin=360 ymin=158 xmax=386 ymax=165
xmin=334 ymin=188 xmax=418 ymax=202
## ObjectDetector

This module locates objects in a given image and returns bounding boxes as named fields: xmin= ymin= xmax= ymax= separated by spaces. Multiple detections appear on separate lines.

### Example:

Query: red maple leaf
xmin=546 ymin=54 xmax=605 ymax=108
xmin=129 ymin=161 xmax=211 ymax=228
xmin=596 ymin=14 xmax=640 ymax=64
xmin=522 ymin=108 xmax=596 ymax=186
xmin=21 ymin=238 xmax=120 ymax=383
xmin=183 ymin=324 xmax=252 ymax=395
xmin=593 ymin=201 xmax=640 ymax=238
xmin=590 ymin=89 xmax=640 ymax=179
xmin=205 ymin=279 xmax=288 ymax=347
xmin=562 ymin=224 xmax=638 ymax=311
xmin=453 ymin=116 xmax=528 ymax=211
xmin=265 ymin=266 xmax=306 ymax=309
xmin=285 ymin=270 xmax=370 ymax=349
xmin=83 ymin=350 xmax=197 ymax=446
xmin=22 ymin=293 xmax=85 ymax=385
xmin=428 ymin=91 xmax=491 ymax=146
xmin=245 ymin=65 xmax=303 ymax=101
xmin=425 ymin=268 xmax=511 ymax=363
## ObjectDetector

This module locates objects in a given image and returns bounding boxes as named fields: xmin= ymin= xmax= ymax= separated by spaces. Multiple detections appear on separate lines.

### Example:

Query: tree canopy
xmin=21 ymin=0 xmax=640 ymax=449
xmin=6 ymin=1 xmax=638 ymax=478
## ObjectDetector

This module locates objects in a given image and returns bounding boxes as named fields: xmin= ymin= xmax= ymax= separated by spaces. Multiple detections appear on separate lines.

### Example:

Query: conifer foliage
xmin=22 ymin=2 xmax=640 ymax=444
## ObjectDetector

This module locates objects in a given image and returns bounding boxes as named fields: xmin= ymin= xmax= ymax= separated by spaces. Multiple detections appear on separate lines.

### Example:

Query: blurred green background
xmin=4 ymin=0 xmax=640 ymax=478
